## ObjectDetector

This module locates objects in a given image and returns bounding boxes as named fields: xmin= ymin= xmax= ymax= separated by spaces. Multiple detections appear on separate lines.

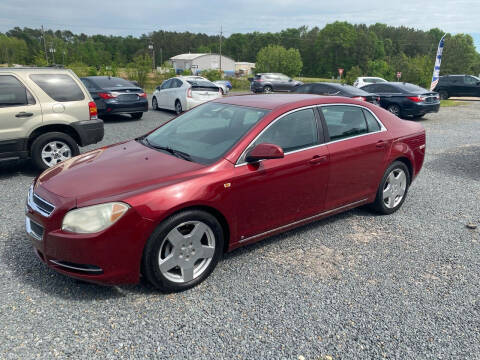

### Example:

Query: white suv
xmin=0 ymin=68 xmax=103 ymax=170
xmin=152 ymin=76 xmax=222 ymax=114
xmin=353 ymin=77 xmax=387 ymax=88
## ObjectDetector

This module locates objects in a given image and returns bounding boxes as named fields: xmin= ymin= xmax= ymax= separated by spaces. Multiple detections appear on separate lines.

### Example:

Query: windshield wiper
xmin=142 ymin=138 xmax=192 ymax=161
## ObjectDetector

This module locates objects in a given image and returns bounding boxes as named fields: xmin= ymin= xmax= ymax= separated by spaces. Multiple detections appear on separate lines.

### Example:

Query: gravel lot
xmin=0 ymin=100 xmax=479 ymax=359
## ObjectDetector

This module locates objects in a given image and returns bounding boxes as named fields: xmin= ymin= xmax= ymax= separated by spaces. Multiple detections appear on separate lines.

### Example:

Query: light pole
xmin=49 ymin=46 xmax=56 ymax=64
xmin=148 ymin=44 xmax=155 ymax=72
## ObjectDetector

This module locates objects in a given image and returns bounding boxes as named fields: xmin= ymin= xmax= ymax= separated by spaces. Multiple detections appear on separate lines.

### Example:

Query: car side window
xmin=172 ymin=79 xmax=182 ymax=88
xmin=321 ymin=105 xmax=368 ymax=141
xmin=160 ymin=79 xmax=171 ymax=90
xmin=362 ymin=84 xmax=377 ymax=92
xmin=0 ymin=75 xmax=29 ymax=107
xmin=254 ymin=108 xmax=318 ymax=153
xmin=311 ymin=84 xmax=329 ymax=95
xmin=464 ymin=76 xmax=478 ymax=85
xmin=363 ymin=109 xmax=381 ymax=132
xmin=30 ymin=74 xmax=85 ymax=102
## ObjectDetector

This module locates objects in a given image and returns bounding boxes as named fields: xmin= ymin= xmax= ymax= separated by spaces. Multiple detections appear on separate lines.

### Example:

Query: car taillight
xmin=98 ymin=92 xmax=117 ymax=99
xmin=138 ymin=92 xmax=147 ymax=98
xmin=407 ymin=96 xmax=423 ymax=103
xmin=256 ymin=79 xmax=264 ymax=82
xmin=376 ymin=97 xmax=380 ymax=102
xmin=88 ymin=101 xmax=98 ymax=120
xmin=352 ymin=96 xmax=366 ymax=101
xmin=187 ymin=88 xmax=192 ymax=98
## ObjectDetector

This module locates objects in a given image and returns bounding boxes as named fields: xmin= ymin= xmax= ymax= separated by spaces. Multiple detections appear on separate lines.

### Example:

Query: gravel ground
xmin=0 ymin=100 xmax=479 ymax=359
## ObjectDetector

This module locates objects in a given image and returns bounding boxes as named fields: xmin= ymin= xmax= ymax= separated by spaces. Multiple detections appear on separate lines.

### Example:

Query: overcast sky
xmin=1 ymin=0 xmax=479 ymax=48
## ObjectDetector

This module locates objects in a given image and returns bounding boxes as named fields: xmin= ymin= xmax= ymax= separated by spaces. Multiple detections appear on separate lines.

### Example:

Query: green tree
xmin=256 ymin=45 xmax=303 ymax=77
xmin=345 ymin=66 xmax=363 ymax=84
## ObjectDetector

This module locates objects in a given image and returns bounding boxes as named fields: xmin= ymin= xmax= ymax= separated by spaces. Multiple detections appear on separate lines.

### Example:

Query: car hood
xmin=36 ymin=140 xmax=205 ymax=205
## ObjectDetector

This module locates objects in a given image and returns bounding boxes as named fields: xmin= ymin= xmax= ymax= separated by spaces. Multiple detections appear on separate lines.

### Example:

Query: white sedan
xmin=152 ymin=76 xmax=222 ymax=114
xmin=353 ymin=76 xmax=387 ymax=88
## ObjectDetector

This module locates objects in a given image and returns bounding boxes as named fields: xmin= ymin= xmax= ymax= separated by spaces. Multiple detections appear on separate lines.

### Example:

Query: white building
xmin=169 ymin=53 xmax=235 ymax=75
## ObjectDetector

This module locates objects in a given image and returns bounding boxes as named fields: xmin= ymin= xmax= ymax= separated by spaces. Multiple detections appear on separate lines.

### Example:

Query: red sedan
xmin=26 ymin=94 xmax=425 ymax=292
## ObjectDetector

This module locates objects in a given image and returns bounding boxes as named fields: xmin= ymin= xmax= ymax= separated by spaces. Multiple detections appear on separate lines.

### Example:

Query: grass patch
xmin=441 ymin=100 xmax=466 ymax=107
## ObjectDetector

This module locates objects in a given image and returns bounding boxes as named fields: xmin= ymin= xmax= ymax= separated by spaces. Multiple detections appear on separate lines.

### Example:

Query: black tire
xmin=131 ymin=112 xmax=143 ymax=120
xmin=152 ymin=97 xmax=159 ymax=110
xmin=142 ymin=210 xmax=224 ymax=292
xmin=386 ymin=104 xmax=401 ymax=117
xmin=371 ymin=161 xmax=411 ymax=215
xmin=263 ymin=85 xmax=273 ymax=94
xmin=439 ymin=90 xmax=449 ymax=100
xmin=30 ymin=132 xmax=80 ymax=171
xmin=220 ymin=88 xmax=224 ymax=95
xmin=175 ymin=100 xmax=182 ymax=115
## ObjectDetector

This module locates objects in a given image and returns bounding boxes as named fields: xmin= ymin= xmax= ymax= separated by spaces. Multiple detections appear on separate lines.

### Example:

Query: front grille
xmin=33 ymin=194 xmax=54 ymax=215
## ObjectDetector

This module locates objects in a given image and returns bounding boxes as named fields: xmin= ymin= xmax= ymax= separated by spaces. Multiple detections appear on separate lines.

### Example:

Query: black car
xmin=292 ymin=82 xmax=380 ymax=105
xmin=249 ymin=73 xmax=303 ymax=93
xmin=433 ymin=74 xmax=480 ymax=99
xmin=80 ymin=76 xmax=148 ymax=119
xmin=361 ymin=82 xmax=440 ymax=118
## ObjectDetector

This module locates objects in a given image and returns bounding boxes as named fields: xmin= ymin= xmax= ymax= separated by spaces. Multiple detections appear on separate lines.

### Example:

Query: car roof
xmin=0 ymin=67 xmax=74 ymax=74
xmin=214 ymin=94 xmax=361 ymax=110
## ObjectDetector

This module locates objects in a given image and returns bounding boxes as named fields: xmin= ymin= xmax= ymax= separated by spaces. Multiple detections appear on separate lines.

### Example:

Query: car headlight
xmin=62 ymin=202 xmax=130 ymax=234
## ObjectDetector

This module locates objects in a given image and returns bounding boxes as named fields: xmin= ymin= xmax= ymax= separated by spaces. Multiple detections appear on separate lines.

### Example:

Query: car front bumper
xmin=25 ymin=185 xmax=153 ymax=285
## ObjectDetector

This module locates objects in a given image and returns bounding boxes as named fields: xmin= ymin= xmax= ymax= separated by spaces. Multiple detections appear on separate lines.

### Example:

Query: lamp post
xmin=148 ymin=44 xmax=155 ymax=72
xmin=49 ymin=46 xmax=56 ymax=64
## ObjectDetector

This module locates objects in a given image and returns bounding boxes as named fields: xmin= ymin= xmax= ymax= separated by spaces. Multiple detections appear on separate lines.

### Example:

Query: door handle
xmin=376 ymin=140 xmax=387 ymax=148
xmin=309 ymin=155 xmax=328 ymax=165
xmin=15 ymin=112 xmax=34 ymax=118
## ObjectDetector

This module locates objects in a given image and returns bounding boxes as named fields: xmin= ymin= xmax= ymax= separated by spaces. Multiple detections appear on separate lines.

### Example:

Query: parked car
xmin=152 ymin=76 xmax=222 ymax=114
xmin=213 ymin=80 xmax=232 ymax=95
xmin=361 ymin=82 xmax=440 ymax=118
xmin=0 ymin=67 xmax=103 ymax=170
xmin=80 ymin=76 xmax=148 ymax=120
xmin=433 ymin=74 xmax=480 ymax=99
xmin=249 ymin=73 xmax=303 ymax=93
xmin=354 ymin=76 xmax=387 ymax=88
xmin=292 ymin=82 xmax=380 ymax=105
xmin=26 ymin=94 xmax=426 ymax=292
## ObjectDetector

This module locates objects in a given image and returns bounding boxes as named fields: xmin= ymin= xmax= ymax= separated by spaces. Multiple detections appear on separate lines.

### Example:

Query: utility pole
xmin=41 ymin=25 xmax=48 ymax=64
xmin=219 ymin=25 xmax=222 ymax=77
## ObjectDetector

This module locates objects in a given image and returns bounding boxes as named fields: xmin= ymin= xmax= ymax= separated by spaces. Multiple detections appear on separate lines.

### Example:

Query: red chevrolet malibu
xmin=26 ymin=94 xmax=425 ymax=292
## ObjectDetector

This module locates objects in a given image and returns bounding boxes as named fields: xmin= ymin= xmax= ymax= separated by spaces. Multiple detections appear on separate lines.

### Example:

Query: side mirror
xmin=289 ymin=78 xmax=293 ymax=82
xmin=245 ymin=143 xmax=284 ymax=162
xmin=156 ymin=86 xmax=161 ymax=91
xmin=247 ymin=77 xmax=253 ymax=82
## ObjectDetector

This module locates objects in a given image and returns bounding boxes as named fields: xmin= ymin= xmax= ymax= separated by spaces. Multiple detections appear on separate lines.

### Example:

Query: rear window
xmin=336 ymin=84 xmax=369 ymax=96
xmin=398 ymin=83 xmax=428 ymax=93
xmin=30 ymin=74 xmax=85 ymax=102
xmin=89 ymin=77 xmax=138 ymax=88
xmin=187 ymin=80 xmax=217 ymax=88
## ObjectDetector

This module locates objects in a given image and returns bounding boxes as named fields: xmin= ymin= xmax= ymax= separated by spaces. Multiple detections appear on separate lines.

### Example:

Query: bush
xmin=202 ymin=69 xmax=222 ymax=81
xmin=345 ymin=66 xmax=363 ymax=85
xmin=227 ymin=77 xmax=250 ymax=90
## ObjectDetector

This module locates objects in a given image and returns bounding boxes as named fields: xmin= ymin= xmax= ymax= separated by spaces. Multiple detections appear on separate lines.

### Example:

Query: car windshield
xmin=143 ymin=102 xmax=269 ymax=164
xmin=337 ymin=84 xmax=370 ymax=95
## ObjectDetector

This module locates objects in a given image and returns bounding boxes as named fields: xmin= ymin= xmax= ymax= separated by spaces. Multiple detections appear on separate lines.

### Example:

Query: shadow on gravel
xmin=426 ymin=145 xmax=480 ymax=181
xmin=0 ymin=160 xmax=40 ymax=180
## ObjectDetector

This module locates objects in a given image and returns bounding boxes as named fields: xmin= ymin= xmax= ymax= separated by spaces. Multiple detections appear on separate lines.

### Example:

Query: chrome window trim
xmin=27 ymin=184 xmax=55 ymax=217
xmin=238 ymin=198 xmax=369 ymax=243
xmin=235 ymin=103 xmax=387 ymax=167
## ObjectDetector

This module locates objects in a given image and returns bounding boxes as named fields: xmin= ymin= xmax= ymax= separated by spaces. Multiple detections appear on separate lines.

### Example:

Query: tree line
xmin=1 ymin=22 xmax=479 ymax=88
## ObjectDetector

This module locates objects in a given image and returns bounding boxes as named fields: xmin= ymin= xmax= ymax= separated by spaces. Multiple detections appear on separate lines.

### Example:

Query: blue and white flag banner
xmin=430 ymin=34 xmax=446 ymax=91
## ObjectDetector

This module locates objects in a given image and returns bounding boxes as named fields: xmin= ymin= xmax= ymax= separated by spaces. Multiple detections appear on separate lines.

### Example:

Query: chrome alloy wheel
xmin=41 ymin=141 xmax=72 ymax=167
xmin=158 ymin=221 xmax=216 ymax=283
xmin=383 ymin=168 xmax=407 ymax=208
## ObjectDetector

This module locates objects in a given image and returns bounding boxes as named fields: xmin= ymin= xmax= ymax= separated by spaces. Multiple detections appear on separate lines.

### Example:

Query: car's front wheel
xmin=142 ymin=210 xmax=224 ymax=292
xmin=152 ymin=97 xmax=159 ymax=110
xmin=371 ymin=161 xmax=410 ymax=215
xmin=30 ymin=132 xmax=79 ymax=170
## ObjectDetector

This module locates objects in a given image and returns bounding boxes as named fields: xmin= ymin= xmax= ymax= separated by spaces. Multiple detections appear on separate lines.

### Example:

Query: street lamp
xmin=49 ymin=46 xmax=56 ymax=64
xmin=148 ymin=44 xmax=155 ymax=71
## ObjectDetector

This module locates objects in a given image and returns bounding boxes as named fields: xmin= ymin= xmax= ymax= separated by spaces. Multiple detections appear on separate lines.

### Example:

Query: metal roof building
xmin=169 ymin=53 xmax=235 ymax=75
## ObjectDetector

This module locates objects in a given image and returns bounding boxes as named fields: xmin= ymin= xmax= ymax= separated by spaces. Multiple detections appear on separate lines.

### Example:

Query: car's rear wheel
xmin=152 ymin=97 xmax=159 ymax=110
xmin=439 ymin=90 xmax=449 ymax=100
xmin=131 ymin=112 xmax=143 ymax=120
xmin=386 ymin=104 xmax=401 ymax=117
xmin=175 ymin=100 xmax=183 ymax=115
xmin=263 ymin=85 xmax=273 ymax=94
xmin=371 ymin=161 xmax=410 ymax=215
xmin=142 ymin=210 xmax=224 ymax=292
xmin=31 ymin=132 xmax=79 ymax=170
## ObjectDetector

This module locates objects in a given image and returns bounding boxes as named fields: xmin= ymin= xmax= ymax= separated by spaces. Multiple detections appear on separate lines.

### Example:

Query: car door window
xmin=311 ymin=84 xmax=330 ymax=95
xmin=321 ymin=105 xmax=368 ymax=141
xmin=464 ymin=76 xmax=478 ymax=85
xmin=0 ymin=75 xmax=31 ymax=107
xmin=30 ymin=74 xmax=85 ymax=102
xmin=172 ymin=79 xmax=183 ymax=88
xmin=363 ymin=109 xmax=381 ymax=132
xmin=253 ymin=108 xmax=318 ymax=153
xmin=160 ymin=79 xmax=172 ymax=90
